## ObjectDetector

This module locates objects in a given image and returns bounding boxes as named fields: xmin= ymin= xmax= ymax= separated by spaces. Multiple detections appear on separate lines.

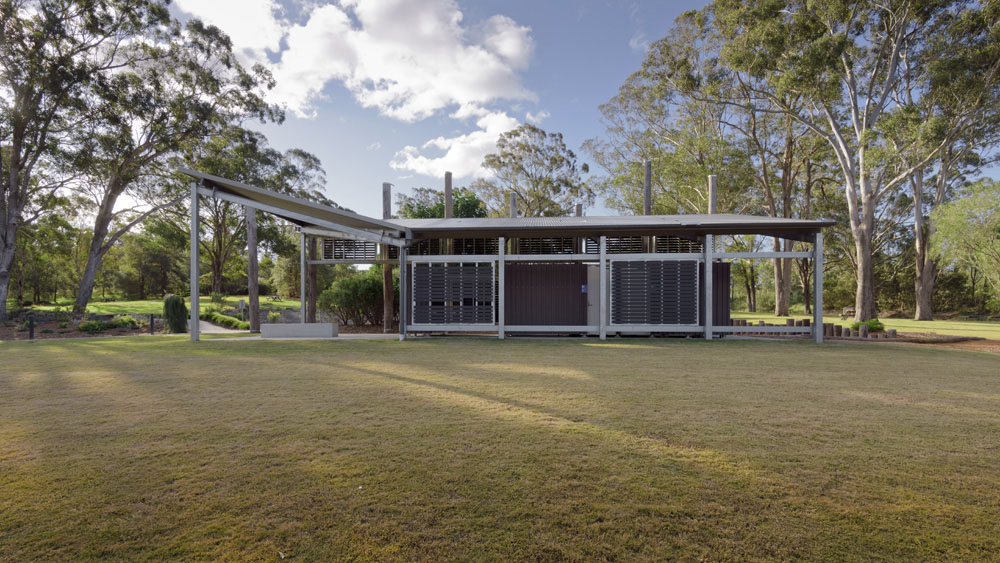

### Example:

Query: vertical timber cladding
xmin=505 ymin=263 xmax=588 ymax=325
xmin=610 ymin=260 xmax=700 ymax=325
xmin=412 ymin=263 xmax=495 ymax=324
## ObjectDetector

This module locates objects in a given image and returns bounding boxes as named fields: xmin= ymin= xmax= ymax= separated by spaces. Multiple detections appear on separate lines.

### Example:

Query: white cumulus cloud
xmin=173 ymin=0 xmax=538 ymax=178
xmin=390 ymin=110 xmax=519 ymax=178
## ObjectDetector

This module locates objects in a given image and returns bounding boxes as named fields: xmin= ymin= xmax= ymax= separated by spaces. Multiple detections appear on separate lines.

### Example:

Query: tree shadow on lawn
xmin=3 ymin=338 xmax=1000 ymax=559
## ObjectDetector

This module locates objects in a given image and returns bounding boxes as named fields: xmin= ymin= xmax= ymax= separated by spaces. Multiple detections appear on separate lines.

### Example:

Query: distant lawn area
xmin=732 ymin=311 xmax=1000 ymax=340
xmin=10 ymin=295 xmax=301 ymax=316
xmin=2 ymin=338 xmax=999 ymax=560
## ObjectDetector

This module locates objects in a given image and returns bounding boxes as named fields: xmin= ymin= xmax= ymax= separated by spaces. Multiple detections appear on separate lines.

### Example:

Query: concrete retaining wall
xmin=261 ymin=323 xmax=338 ymax=339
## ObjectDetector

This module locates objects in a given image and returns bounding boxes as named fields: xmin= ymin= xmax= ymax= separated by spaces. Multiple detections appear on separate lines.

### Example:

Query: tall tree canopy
xmin=471 ymin=124 xmax=591 ymax=217
xmin=1 ymin=0 xmax=174 ymax=321
xmin=68 ymin=13 xmax=282 ymax=315
xmin=395 ymin=187 xmax=487 ymax=219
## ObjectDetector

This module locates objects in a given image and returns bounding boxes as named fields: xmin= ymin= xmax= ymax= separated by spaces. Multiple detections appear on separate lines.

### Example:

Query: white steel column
xmin=813 ymin=232 xmax=824 ymax=343
xmin=599 ymin=235 xmax=607 ymax=340
xmin=399 ymin=247 xmax=407 ymax=341
xmin=498 ymin=236 xmax=505 ymax=340
xmin=299 ymin=232 xmax=306 ymax=323
xmin=704 ymin=234 xmax=713 ymax=340
xmin=189 ymin=182 xmax=200 ymax=342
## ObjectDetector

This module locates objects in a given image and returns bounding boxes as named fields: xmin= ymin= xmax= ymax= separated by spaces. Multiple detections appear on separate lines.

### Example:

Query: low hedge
xmin=199 ymin=311 xmax=250 ymax=331
xmin=850 ymin=318 xmax=885 ymax=333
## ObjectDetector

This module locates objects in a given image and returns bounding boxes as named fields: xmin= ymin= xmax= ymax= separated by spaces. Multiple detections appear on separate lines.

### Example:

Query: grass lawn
xmin=2 ymin=337 xmax=999 ymax=560
xmin=11 ymin=295 xmax=302 ymax=316
xmin=732 ymin=311 xmax=1000 ymax=340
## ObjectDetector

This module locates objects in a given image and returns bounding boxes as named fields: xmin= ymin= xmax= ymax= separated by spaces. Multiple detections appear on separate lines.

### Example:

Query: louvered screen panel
xmin=454 ymin=238 xmax=499 ymax=255
xmin=516 ymin=237 xmax=576 ymax=254
xmin=322 ymin=239 xmax=377 ymax=260
xmin=584 ymin=237 xmax=644 ymax=254
xmin=654 ymin=236 xmax=702 ymax=253
xmin=611 ymin=260 xmax=699 ymax=325
xmin=410 ymin=239 xmax=443 ymax=255
xmin=412 ymin=263 xmax=494 ymax=324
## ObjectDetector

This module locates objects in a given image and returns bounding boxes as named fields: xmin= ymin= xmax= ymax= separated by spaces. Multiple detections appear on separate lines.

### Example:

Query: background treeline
xmin=3 ymin=0 xmax=1000 ymax=324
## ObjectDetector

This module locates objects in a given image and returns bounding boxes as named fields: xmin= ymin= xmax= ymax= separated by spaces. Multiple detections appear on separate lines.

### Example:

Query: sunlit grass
xmin=1 ymin=337 xmax=999 ymax=560
xmin=731 ymin=311 xmax=1000 ymax=339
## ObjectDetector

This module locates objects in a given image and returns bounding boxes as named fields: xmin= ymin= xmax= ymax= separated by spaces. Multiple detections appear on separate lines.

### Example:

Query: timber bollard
xmin=888 ymin=329 xmax=897 ymax=339
xmin=28 ymin=315 xmax=35 ymax=340
xmin=859 ymin=325 xmax=869 ymax=338
xmin=149 ymin=314 xmax=155 ymax=335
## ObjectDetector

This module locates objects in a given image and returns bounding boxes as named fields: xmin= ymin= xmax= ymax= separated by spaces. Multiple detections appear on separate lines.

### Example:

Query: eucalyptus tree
xmin=0 ymin=0 xmax=172 ymax=320
xmin=177 ymin=126 xmax=329 ymax=293
xmin=471 ymin=124 xmax=590 ymax=217
xmin=585 ymin=12 xmax=828 ymax=316
xmin=582 ymin=16 xmax=758 ymax=218
xmin=885 ymin=3 xmax=1000 ymax=319
xmin=700 ymin=0 xmax=995 ymax=321
xmin=68 ymin=15 xmax=281 ymax=316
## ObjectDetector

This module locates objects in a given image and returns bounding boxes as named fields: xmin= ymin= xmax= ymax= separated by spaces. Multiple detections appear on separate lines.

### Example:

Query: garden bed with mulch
xmin=0 ymin=320 xmax=151 ymax=342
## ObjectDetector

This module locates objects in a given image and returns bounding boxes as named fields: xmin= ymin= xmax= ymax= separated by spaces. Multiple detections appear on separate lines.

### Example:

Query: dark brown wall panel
xmin=505 ymin=263 xmax=587 ymax=325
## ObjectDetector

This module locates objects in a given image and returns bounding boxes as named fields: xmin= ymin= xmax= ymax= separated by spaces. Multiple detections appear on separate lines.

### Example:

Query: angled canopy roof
xmin=179 ymin=168 xmax=410 ymax=245
xmin=179 ymin=168 xmax=833 ymax=245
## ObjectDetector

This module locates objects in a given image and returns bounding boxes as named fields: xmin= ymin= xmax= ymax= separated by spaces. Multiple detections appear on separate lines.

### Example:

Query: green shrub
xmin=200 ymin=311 xmax=250 ymax=331
xmin=209 ymin=292 xmax=226 ymax=312
xmin=266 ymin=311 xmax=281 ymax=323
xmin=59 ymin=321 xmax=69 ymax=329
xmin=851 ymin=318 xmax=885 ymax=333
xmin=163 ymin=294 xmax=188 ymax=333
xmin=78 ymin=321 xmax=107 ymax=334
xmin=111 ymin=315 xmax=139 ymax=329
xmin=318 ymin=267 xmax=389 ymax=326
xmin=41 ymin=329 xmax=54 ymax=334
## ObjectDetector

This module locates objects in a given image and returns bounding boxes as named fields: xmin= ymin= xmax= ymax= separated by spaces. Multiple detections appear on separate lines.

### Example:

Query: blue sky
xmin=171 ymin=0 xmax=707 ymax=218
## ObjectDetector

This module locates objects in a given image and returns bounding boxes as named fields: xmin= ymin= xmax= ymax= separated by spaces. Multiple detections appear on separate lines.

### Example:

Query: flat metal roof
xmin=391 ymin=214 xmax=834 ymax=240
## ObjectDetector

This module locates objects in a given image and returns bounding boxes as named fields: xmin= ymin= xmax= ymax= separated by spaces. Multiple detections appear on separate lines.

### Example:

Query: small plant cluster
xmin=850 ymin=319 xmax=885 ymax=333
xmin=77 ymin=315 xmax=140 ymax=334
xmin=266 ymin=311 xmax=281 ymax=323
xmin=200 ymin=311 xmax=250 ymax=331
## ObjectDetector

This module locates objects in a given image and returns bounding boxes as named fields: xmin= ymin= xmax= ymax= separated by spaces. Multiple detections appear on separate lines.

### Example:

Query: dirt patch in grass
xmin=931 ymin=338 xmax=1000 ymax=354
xmin=1 ymin=338 xmax=999 ymax=560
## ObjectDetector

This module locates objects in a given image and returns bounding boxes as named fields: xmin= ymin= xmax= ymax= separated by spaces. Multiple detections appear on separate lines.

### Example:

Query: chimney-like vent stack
xmin=444 ymin=171 xmax=453 ymax=219
xmin=708 ymin=174 xmax=717 ymax=214
xmin=643 ymin=160 xmax=652 ymax=215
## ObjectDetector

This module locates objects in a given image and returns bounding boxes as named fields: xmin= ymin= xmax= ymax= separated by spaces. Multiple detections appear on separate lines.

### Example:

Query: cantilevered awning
xmin=179 ymin=168 xmax=410 ymax=246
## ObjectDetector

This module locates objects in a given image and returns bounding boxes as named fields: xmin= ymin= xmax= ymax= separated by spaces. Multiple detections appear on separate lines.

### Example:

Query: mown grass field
xmin=2 ymin=337 xmax=999 ymax=560
xmin=9 ymin=295 xmax=301 ymax=316
xmin=731 ymin=311 xmax=1000 ymax=339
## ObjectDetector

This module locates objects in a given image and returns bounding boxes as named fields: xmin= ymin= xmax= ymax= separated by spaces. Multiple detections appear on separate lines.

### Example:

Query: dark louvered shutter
xmin=611 ymin=260 xmax=699 ymax=325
